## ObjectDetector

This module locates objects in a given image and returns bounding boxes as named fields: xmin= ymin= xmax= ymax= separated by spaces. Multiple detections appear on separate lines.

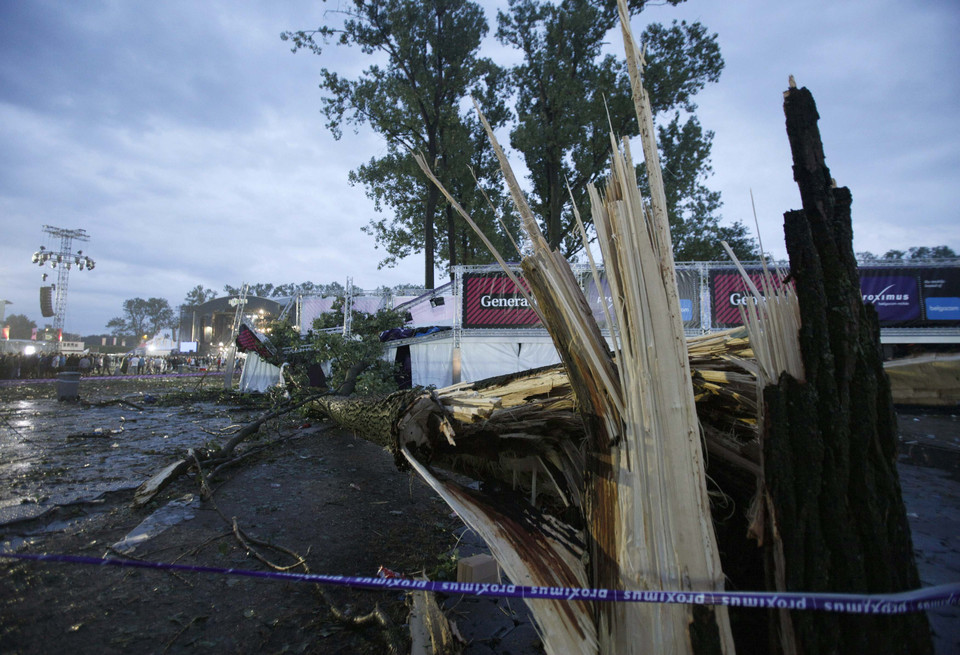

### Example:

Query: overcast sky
xmin=1 ymin=0 xmax=958 ymax=336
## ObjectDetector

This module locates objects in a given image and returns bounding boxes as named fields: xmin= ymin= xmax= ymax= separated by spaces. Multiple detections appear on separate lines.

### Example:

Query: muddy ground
xmin=0 ymin=377 xmax=538 ymax=655
xmin=0 ymin=377 xmax=957 ymax=654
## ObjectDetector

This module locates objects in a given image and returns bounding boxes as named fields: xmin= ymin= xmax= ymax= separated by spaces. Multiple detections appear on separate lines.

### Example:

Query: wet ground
xmin=0 ymin=377 xmax=957 ymax=653
xmin=0 ymin=377 xmax=542 ymax=654
xmin=1 ymin=393 xmax=249 ymax=526
xmin=896 ymin=409 xmax=960 ymax=653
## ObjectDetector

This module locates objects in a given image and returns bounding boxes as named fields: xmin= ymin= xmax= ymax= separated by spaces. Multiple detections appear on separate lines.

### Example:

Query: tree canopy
xmin=3 ymin=313 xmax=36 ymax=340
xmin=183 ymin=285 xmax=218 ymax=306
xmin=498 ymin=0 xmax=755 ymax=260
xmin=284 ymin=0 xmax=759 ymax=276
xmin=878 ymin=245 xmax=957 ymax=260
xmin=221 ymin=281 xmax=359 ymax=298
xmin=106 ymin=297 xmax=175 ymax=338
xmin=283 ymin=0 xmax=518 ymax=288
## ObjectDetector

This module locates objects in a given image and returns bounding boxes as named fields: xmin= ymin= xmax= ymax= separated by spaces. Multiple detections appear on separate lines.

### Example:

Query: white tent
xmin=388 ymin=330 xmax=563 ymax=388
xmin=238 ymin=352 xmax=282 ymax=393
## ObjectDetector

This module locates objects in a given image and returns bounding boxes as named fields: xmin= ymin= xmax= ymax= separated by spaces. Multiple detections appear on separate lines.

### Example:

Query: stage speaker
xmin=40 ymin=286 xmax=55 ymax=317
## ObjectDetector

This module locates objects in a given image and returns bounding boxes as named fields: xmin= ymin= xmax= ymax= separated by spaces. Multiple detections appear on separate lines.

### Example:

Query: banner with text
xmin=709 ymin=267 xmax=790 ymax=329
xmin=708 ymin=265 xmax=960 ymax=329
xmin=462 ymin=273 xmax=541 ymax=329
xmin=860 ymin=266 xmax=960 ymax=327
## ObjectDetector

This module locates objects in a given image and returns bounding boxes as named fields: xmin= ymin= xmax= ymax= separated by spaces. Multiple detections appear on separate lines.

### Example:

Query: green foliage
xmin=106 ymin=297 xmax=175 ymax=337
xmin=306 ymin=299 xmax=406 ymax=395
xmin=283 ymin=0 xmax=517 ymax=288
xmin=3 ymin=313 xmax=37 ymax=339
xmin=105 ymin=317 xmax=129 ymax=337
xmin=260 ymin=300 xmax=405 ymax=396
xmin=183 ymin=285 xmax=218 ymax=306
xmin=499 ymin=0 xmax=755 ymax=260
xmin=879 ymin=245 xmax=958 ymax=260
xmin=427 ymin=548 xmax=461 ymax=581
xmin=223 ymin=283 xmax=275 ymax=298
xmin=259 ymin=319 xmax=302 ymax=354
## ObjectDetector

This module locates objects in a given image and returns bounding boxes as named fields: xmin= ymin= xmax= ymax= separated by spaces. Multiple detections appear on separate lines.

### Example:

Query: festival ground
xmin=0 ymin=376 xmax=957 ymax=654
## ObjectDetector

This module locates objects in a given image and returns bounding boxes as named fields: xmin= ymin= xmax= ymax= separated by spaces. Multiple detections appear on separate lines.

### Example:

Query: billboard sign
xmin=859 ymin=266 xmax=960 ymax=327
xmin=584 ymin=268 xmax=701 ymax=329
xmin=709 ymin=268 xmax=789 ymax=329
xmin=920 ymin=268 xmax=960 ymax=323
xmin=708 ymin=265 xmax=960 ymax=329
xmin=462 ymin=272 xmax=541 ymax=329
xmin=859 ymin=270 xmax=921 ymax=324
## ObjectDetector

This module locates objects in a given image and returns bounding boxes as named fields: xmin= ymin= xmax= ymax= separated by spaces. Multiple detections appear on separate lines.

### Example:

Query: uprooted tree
xmin=139 ymin=4 xmax=934 ymax=653
xmin=300 ymin=35 xmax=933 ymax=655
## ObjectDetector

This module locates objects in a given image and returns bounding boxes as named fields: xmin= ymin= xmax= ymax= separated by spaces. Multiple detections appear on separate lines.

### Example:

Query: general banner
xmin=921 ymin=268 xmax=960 ymax=323
xmin=463 ymin=269 xmax=705 ymax=331
xmin=709 ymin=267 xmax=789 ymax=329
xmin=462 ymin=272 xmax=541 ymax=329
xmin=461 ymin=265 xmax=960 ymax=331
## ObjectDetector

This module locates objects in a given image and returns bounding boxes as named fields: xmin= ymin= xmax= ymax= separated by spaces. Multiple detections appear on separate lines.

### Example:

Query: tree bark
xmin=423 ymin=154 xmax=440 ymax=289
xmin=446 ymin=203 xmax=457 ymax=282
xmin=761 ymin=85 xmax=932 ymax=654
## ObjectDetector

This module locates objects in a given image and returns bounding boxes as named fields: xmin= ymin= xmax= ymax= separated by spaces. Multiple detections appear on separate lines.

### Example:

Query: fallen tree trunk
xmin=305 ymin=330 xmax=761 ymax=521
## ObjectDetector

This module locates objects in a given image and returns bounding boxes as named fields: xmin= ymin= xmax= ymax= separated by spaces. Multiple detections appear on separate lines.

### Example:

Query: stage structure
xmin=31 ymin=225 xmax=95 ymax=335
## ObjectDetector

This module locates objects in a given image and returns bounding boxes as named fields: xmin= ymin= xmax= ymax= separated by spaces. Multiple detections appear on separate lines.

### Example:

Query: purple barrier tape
xmin=2 ymin=551 xmax=958 ymax=614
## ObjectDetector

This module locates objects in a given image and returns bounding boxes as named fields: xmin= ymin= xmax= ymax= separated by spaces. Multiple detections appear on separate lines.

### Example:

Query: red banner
xmin=462 ymin=273 xmax=541 ymax=329
xmin=710 ymin=268 xmax=789 ymax=328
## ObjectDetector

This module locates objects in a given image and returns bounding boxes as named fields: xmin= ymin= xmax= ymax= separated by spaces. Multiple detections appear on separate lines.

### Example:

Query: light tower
xmin=31 ymin=225 xmax=95 ymax=336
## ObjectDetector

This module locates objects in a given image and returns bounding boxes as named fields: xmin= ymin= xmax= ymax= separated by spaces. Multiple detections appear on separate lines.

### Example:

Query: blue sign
xmin=925 ymin=297 xmax=960 ymax=320
xmin=860 ymin=274 xmax=921 ymax=323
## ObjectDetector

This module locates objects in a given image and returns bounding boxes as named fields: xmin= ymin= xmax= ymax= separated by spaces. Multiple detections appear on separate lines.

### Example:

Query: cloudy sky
xmin=1 ymin=0 xmax=957 ymax=336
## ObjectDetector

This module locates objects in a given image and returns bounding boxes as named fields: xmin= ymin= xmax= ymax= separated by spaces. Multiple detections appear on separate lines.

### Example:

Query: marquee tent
xmin=238 ymin=352 xmax=283 ymax=393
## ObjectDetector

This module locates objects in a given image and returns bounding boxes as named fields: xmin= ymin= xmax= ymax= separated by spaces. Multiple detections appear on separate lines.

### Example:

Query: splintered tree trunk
xmin=762 ymin=85 xmax=932 ymax=654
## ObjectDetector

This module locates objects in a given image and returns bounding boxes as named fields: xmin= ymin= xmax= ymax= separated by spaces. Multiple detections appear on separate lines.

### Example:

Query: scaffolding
xmin=30 ymin=225 xmax=95 ymax=336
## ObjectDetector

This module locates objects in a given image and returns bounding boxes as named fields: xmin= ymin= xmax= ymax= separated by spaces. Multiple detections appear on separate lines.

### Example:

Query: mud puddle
xmin=0 ymin=395 xmax=260 ymax=525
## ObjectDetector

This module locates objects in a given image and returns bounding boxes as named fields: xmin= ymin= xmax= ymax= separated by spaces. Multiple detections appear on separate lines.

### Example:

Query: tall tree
xmin=183 ymin=285 xmax=218 ymax=306
xmin=107 ymin=298 xmax=149 ymax=338
xmin=3 ymin=313 xmax=36 ymax=340
xmin=498 ymin=0 xmax=754 ymax=259
xmin=144 ymin=298 xmax=176 ymax=335
xmin=106 ymin=297 xmax=174 ymax=338
xmin=105 ymin=317 xmax=130 ymax=338
xmin=283 ymin=0 xmax=515 ymax=288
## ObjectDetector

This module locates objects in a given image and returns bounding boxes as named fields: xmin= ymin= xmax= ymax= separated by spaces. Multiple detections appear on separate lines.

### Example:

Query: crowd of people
xmin=0 ymin=352 xmax=235 ymax=380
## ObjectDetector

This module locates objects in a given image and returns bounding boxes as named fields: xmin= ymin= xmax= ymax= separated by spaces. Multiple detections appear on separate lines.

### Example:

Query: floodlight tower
xmin=31 ymin=225 xmax=95 ymax=335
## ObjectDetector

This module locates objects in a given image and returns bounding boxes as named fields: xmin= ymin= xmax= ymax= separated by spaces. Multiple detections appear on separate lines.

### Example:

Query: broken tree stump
xmin=762 ymin=84 xmax=933 ymax=654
